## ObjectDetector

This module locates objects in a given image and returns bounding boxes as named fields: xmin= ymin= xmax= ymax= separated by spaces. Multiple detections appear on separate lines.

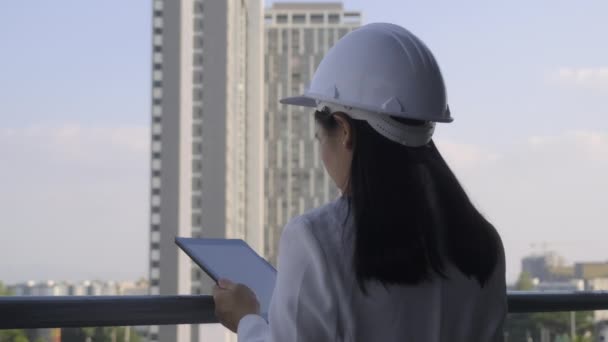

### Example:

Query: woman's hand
xmin=212 ymin=278 xmax=261 ymax=333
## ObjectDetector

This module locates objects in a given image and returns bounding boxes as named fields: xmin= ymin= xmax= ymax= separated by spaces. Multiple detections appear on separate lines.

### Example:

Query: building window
xmin=152 ymin=188 xmax=161 ymax=196
xmin=328 ymin=14 xmax=340 ymax=23
xmin=193 ymin=87 xmax=203 ymax=101
xmin=192 ymin=196 xmax=202 ymax=209
xmin=151 ymin=195 xmax=161 ymax=206
xmin=193 ymin=53 xmax=203 ymax=66
xmin=153 ymin=80 xmax=162 ymax=88
xmin=152 ymin=170 xmax=161 ymax=177
xmin=153 ymin=70 xmax=162 ymax=81
xmin=151 ymin=158 xmax=161 ymax=170
xmin=150 ymin=242 xmax=160 ymax=250
xmin=192 ymin=159 xmax=203 ymax=173
xmin=264 ymin=15 xmax=273 ymax=25
xmin=153 ymin=63 xmax=162 ymax=70
xmin=193 ymin=71 xmax=203 ymax=84
xmin=151 ymin=141 xmax=161 ymax=152
xmin=153 ymin=52 xmax=163 ymax=63
xmin=151 ymin=231 xmax=160 ymax=243
xmin=193 ymin=141 xmax=203 ymax=155
xmin=343 ymin=12 xmax=360 ymax=24
xmin=194 ymin=35 xmax=203 ymax=49
xmin=153 ymin=10 xmax=162 ymax=18
xmin=153 ymin=34 xmax=163 ymax=46
xmin=151 ymin=213 xmax=160 ymax=225
xmin=194 ymin=18 xmax=204 ymax=32
xmin=151 ymin=225 xmax=160 ymax=233
xmin=151 ymin=260 xmax=160 ymax=268
xmin=153 ymin=89 xmax=162 ymax=100
xmin=153 ymin=17 xmax=163 ymax=28
xmin=277 ymin=14 xmax=288 ymax=23
xmin=194 ymin=1 xmax=203 ymax=14
xmin=193 ymin=124 xmax=203 ymax=137
xmin=152 ymin=123 xmax=162 ymax=135
xmin=193 ymin=106 xmax=203 ymax=119
xmin=153 ymin=28 xmax=162 ymax=35
xmin=292 ymin=14 xmax=305 ymax=24
xmin=152 ymin=105 xmax=162 ymax=117
xmin=310 ymin=14 xmax=323 ymax=24
xmin=154 ymin=46 xmax=162 ymax=52
xmin=153 ymin=99 xmax=162 ymax=105
xmin=150 ymin=267 xmax=160 ymax=279
xmin=192 ymin=213 xmax=202 ymax=226
xmin=192 ymin=177 xmax=202 ymax=191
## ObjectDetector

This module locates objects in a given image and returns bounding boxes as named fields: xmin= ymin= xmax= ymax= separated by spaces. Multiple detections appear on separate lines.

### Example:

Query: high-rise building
xmin=148 ymin=0 xmax=263 ymax=341
xmin=263 ymin=2 xmax=362 ymax=264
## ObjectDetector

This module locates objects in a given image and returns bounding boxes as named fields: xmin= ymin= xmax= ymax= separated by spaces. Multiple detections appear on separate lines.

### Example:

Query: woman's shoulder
xmin=287 ymin=196 xmax=349 ymax=232
xmin=281 ymin=196 xmax=351 ymax=253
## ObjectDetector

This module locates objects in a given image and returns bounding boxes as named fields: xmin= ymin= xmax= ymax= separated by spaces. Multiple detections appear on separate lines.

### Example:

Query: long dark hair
xmin=315 ymin=110 xmax=502 ymax=293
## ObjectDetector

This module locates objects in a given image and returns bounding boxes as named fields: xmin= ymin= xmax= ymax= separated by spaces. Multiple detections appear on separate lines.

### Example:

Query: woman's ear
xmin=332 ymin=113 xmax=353 ymax=149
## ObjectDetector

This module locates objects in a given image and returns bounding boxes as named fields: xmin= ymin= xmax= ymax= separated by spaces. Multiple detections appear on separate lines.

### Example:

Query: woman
xmin=213 ymin=23 xmax=506 ymax=341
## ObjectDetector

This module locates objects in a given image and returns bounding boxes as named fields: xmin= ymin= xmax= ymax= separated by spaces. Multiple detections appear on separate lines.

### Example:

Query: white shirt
xmin=238 ymin=197 xmax=506 ymax=342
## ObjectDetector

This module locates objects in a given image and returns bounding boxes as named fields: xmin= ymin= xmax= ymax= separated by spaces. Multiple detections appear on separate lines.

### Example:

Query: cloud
xmin=0 ymin=124 xmax=150 ymax=283
xmin=552 ymin=67 xmax=608 ymax=90
xmin=437 ymin=131 xmax=608 ymax=283
xmin=435 ymin=140 xmax=501 ymax=168
xmin=1 ymin=123 xmax=606 ymax=286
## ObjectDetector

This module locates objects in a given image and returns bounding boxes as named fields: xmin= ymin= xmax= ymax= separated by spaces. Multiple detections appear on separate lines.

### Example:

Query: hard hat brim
xmin=279 ymin=95 xmax=317 ymax=107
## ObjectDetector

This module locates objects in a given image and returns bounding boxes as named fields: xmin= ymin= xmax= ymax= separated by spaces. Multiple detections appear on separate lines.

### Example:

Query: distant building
xmin=10 ymin=280 xmax=69 ymax=296
xmin=535 ymin=279 xmax=584 ymax=292
xmin=148 ymin=0 xmax=263 ymax=341
xmin=263 ymin=1 xmax=361 ymax=265
xmin=522 ymin=252 xmax=574 ymax=282
xmin=575 ymin=262 xmax=608 ymax=279
xmin=119 ymin=279 xmax=149 ymax=296
xmin=586 ymin=278 xmax=608 ymax=322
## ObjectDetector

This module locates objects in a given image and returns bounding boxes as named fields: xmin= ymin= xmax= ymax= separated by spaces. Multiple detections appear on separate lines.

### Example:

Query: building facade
xmin=263 ymin=2 xmax=361 ymax=265
xmin=148 ymin=0 xmax=263 ymax=341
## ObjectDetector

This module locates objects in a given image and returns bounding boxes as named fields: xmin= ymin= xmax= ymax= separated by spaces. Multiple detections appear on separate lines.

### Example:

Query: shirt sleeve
xmin=237 ymin=216 xmax=338 ymax=342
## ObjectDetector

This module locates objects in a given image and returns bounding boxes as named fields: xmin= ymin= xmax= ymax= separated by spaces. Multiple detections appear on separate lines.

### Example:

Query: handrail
xmin=2 ymin=291 xmax=608 ymax=329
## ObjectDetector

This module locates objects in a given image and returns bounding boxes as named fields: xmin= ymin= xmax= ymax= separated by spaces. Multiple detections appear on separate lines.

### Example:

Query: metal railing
xmin=2 ymin=291 xmax=608 ymax=329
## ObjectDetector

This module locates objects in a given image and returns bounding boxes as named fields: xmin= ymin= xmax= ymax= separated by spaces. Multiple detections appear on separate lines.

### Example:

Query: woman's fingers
xmin=218 ymin=278 xmax=235 ymax=289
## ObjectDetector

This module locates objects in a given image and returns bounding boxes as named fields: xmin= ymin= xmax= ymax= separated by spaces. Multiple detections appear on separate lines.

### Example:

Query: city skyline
xmin=0 ymin=0 xmax=607 ymax=286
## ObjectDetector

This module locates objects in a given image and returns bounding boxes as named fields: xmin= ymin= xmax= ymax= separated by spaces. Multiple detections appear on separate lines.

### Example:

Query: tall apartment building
xmin=148 ymin=0 xmax=263 ymax=341
xmin=263 ymin=2 xmax=361 ymax=264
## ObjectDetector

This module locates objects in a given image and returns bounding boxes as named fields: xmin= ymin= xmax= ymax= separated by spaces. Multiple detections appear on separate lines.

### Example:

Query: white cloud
xmin=0 ymin=124 xmax=150 ymax=283
xmin=553 ymin=67 xmax=608 ymax=90
xmin=437 ymin=131 xmax=608 ymax=283
xmin=435 ymin=140 xmax=501 ymax=168
xmin=1 ymin=123 xmax=606 ymax=285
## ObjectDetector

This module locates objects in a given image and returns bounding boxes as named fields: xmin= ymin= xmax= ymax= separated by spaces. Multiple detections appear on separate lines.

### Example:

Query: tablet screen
xmin=176 ymin=237 xmax=277 ymax=317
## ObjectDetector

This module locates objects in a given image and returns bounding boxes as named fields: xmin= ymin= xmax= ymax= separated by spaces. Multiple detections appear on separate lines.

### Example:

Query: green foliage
xmin=506 ymin=272 xmax=596 ymax=341
xmin=0 ymin=330 xmax=29 ymax=342
xmin=61 ymin=327 xmax=142 ymax=342
xmin=0 ymin=281 xmax=14 ymax=296
xmin=515 ymin=271 xmax=535 ymax=291
xmin=0 ymin=282 xmax=28 ymax=342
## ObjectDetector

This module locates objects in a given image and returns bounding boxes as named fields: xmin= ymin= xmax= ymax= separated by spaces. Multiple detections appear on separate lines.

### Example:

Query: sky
xmin=0 ymin=1 xmax=607 ymax=285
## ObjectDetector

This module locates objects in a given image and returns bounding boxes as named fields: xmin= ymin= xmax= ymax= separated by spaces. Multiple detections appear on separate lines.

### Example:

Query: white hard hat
xmin=281 ymin=23 xmax=452 ymax=147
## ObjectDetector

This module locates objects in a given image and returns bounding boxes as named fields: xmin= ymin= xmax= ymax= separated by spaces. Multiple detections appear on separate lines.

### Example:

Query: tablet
xmin=175 ymin=237 xmax=277 ymax=318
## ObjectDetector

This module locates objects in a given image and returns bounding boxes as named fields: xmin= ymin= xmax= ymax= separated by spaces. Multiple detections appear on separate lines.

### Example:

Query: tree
xmin=62 ymin=327 xmax=142 ymax=342
xmin=504 ymin=273 xmax=596 ymax=341
xmin=516 ymin=271 xmax=535 ymax=291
